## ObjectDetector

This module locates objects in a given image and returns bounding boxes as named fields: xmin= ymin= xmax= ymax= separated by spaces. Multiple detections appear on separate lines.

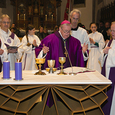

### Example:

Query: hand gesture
xmin=89 ymin=38 xmax=95 ymax=44
xmin=0 ymin=49 xmax=4 ymax=55
xmin=103 ymin=47 xmax=111 ymax=54
xmin=33 ymin=39 xmax=37 ymax=47
xmin=42 ymin=44 xmax=49 ymax=54
xmin=82 ymin=43 xmax=88 ymax=53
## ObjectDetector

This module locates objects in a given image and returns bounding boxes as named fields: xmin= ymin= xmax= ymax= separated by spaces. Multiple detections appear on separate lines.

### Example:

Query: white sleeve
xmin=106 ymin=48 xmax=115 ymax=67
xmin=0 ymin=39 xmax=8 ymax=63
xmin=37 ymin=50 xmax=47 ymax=58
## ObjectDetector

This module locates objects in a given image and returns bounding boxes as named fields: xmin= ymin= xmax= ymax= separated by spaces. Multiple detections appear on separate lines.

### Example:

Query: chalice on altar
xmin=34 ymin=58 xmax=46 ymax=75
xmin=46 ymin=60 xmax=57 ymax=73
xmin=57 ymin=57 xmax=67 ymax=75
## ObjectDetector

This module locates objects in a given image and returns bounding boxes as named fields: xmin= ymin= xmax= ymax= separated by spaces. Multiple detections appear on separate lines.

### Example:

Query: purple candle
xmin=3 ymin=61 xmax=10 ymax=79
xmin=15 ymin=62 xmax=22 ymax=80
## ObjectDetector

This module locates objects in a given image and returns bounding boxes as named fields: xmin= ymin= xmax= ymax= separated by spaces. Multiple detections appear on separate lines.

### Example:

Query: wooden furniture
xmin=15 ymin=0 xmax=58 ymax=29
xmin=0 ymin=67 xmax=111 ymax=115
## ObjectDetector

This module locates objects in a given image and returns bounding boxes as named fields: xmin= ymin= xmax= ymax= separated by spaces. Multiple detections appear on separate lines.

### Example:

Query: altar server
xmin=87 ymin=23 xmax=105 ymax=73
xmin=0 ymin=38 xmax=7 ymax=72
xmin=35 ymin=20 xmax=84 ymax=69
xmin=70 ymin=9 xmax=90 ymax=62
xmin=101 ymin=22 xmax=115 ymax=115
xmin=21 ymin=24 xmax=41 ymax=70
xmin=0 ymin=14 xmax=22 ymax=70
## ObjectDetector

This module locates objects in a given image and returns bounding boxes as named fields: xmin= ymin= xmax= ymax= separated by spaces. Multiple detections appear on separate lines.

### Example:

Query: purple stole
xmin=0 ymin=40 xmax=2 ymax=72
xmin=102 ymin=39 xmax=114 ymax=115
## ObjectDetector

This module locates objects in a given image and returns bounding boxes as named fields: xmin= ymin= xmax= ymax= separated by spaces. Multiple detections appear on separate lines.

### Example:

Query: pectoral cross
xmin=64 ymin=49 xmax=68 ymax=57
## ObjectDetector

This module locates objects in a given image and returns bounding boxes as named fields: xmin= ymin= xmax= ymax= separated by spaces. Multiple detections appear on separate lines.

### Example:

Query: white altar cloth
xmin=0 ymin=67 xmax=111 ymax=85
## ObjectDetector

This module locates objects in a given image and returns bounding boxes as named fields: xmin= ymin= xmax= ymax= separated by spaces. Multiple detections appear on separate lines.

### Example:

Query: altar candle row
xmin=3 ymin=61 xmax=22 ymax=80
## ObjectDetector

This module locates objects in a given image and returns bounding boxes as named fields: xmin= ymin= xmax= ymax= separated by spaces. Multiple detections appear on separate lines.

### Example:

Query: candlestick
xmin=3 ymin=61 xmax=10 ymax=79
xmin=24 ymin=14 xmax=25 ymax=20
xmin=45 ymin=15 xmax=47 ymax=21
xmin=17 ymin=14 xmax=19 ymax=20
xmin=15 ymin=62 xmax=22 ymax=80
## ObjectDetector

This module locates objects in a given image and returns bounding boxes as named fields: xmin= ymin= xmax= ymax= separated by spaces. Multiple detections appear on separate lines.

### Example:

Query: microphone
xmin=63 ymin=40 xmax=76 ymax=75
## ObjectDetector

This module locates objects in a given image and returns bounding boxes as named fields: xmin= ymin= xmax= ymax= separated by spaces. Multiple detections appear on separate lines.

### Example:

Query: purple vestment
xmin=35 ymin=31 xmax=84 ymax=69
xmin=101 ymin=39 xmax=114 ymax=115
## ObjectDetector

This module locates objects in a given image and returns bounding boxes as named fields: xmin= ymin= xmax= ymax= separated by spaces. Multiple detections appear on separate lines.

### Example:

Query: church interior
xmin=0 ymin=0 xmax=115 ymax=115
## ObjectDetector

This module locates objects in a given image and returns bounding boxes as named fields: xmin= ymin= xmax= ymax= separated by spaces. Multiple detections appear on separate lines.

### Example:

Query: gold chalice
xmin=57 ymin=57 xmax=67 ymax=75
xmin=34 ymin=58 xmax=46 ymax=75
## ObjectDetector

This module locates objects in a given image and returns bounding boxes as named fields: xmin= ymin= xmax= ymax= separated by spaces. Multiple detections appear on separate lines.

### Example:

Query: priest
xmin=101 ymin=22 xmax=115 ymax=115
xmin=0 ymin=14 xmax=22 ymax=70
xmin=35 ymin=20 xmax=84 ymax=69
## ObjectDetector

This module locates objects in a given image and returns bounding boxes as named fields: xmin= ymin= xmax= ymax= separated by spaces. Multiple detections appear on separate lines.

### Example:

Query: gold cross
xmin=64 ymin=50 xmax=68 ymax=57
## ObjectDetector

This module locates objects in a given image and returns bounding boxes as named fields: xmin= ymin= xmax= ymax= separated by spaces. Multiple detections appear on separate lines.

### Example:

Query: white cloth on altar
xmin=21 ymin=34 xmax=41 ymax=70
xmin=0 ymin=28 xmax=22 ymax=70
xmin=87 ymin=31 xmax=105 ymax=73
xmin=71 ymin=27 xmax=90 ymax=61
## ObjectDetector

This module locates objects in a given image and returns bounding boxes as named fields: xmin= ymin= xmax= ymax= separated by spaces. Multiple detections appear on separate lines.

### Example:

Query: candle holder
xmin=57 ymin=57 xmax=67 ymax=75
xmin=34 ymin=58 xmax=46 ymax=75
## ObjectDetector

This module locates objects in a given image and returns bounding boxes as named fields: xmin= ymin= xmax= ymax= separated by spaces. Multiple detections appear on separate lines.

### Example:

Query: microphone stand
xmin=64 ymin=40 xmax=76 ymax=75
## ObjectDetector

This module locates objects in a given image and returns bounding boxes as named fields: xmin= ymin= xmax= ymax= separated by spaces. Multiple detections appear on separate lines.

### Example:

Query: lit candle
xmin=51 ymin=15 xmax=53 ymax=21
xmin=17 ymin=14 xmax=19 ymax=20
xmin=3 ymin=61 xmax=10 ymax=79
xmin=45 ymin=15 xmax=47 ymax=21
xmin=15 ymin=62 xmax=22 ymax=80
xmin=24 ymin=14 xmax=25 ymax=20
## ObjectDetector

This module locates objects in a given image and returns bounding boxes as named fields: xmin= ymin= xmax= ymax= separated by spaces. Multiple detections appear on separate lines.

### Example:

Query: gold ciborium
xmin=57 ymin=57 xmax=67 ymax=75
xmin=34 ymin=58 xmax=46 ymax=75
xmin=46 ymin=60 xmax=56 ymax=73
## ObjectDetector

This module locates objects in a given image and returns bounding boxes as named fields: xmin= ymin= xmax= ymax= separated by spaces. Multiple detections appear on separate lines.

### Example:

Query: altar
xmin=0 ymin=67 xmax=111 ymax=115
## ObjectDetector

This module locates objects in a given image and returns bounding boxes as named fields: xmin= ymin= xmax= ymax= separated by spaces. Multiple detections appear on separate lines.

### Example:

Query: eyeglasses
xmin=2 ymin=21 xmax=10 ymax=24
xmin=61 ymin=27 xmax=71 ymax=34
xmin=110 ymin=30 xmax=115 ymax=32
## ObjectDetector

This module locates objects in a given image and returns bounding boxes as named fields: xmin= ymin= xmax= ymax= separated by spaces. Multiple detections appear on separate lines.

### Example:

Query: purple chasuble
xmin=35 ymin=31 xmax=84 ymax=69
xmin=0 ymin=40 xmax=2 ymax=72
xmin=101 ymin=39 xmax=114 ymax=115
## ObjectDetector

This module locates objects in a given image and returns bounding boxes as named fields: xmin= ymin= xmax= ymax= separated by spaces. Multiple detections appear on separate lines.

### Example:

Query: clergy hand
xmin=82 ymin=43 xmax=88 ymax=53
xmin=42 ymin=44 xmax=49 ymax=54
xmin=103 ymin=47 xmax=111 ymax=54
xmin=8 ymin=48 xmax=17 ymax=53
xmin=33 ymin=40 xmax=37 ymax=47
xmin=89 ymin=38 xmax=95 ymax=44
xmin=0 ymin=49 xmax=4 ymax=55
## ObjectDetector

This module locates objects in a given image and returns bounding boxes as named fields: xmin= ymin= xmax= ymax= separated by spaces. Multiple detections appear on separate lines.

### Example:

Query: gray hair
xmin=0 ymin=14 xmax=11 ymax=22
xmin=112 ymin=21 xmax=115 ymax=25
xmin=70 ymin=9 xmax=81 ymax=18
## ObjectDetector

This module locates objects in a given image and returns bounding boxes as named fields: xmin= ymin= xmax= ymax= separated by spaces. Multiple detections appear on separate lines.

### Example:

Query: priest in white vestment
xmin=101 ymin=22 xmax=115 ymax=115
xmin=21 ymin=24 xmax=41 ymax=70
xmin=70 ymin=9 xmax=90 ymax=62
xmin=0 ymin=14 xmax=22 ymax=70
xmin=87 ymin=23 xmax=105 ymax=73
